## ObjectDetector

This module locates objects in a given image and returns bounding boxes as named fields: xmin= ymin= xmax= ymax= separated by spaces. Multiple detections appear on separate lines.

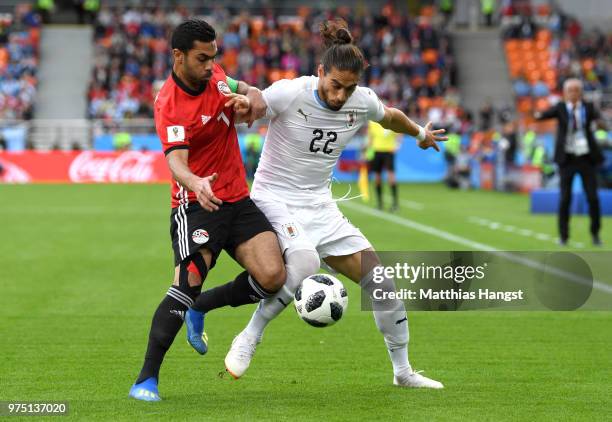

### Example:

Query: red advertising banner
xmin=0 ymin=151 xmax=171 ymax=183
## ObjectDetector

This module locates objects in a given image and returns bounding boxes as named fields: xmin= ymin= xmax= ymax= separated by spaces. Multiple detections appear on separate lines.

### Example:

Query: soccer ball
xmin=294 ymin=274 xmax=348 ymax=327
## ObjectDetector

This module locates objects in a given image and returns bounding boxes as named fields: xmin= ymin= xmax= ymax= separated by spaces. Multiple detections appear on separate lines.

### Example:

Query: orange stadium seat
xmin=505 ymin=39 xmax=519 ymax=52
xmin=536 ymin=29 xmax=552 ymax=43
xmin=537 ymin=50 xmax=550 ymax=61
xmin=535 ymin=98 xmax=550 ymax=112
xmin=509 ymin=67 xmax=521 ymax=78
xmin=523 ymin=51 xmax=535 ymax=62
xmin=517 ymin=97 xmax=533 ymax=114
xmin=528 ymin=69 xmax=542 ymax=83
xmin=544 ymin=69 xmax=557 ymax=80
xmin=536 ymin=40 xmax=549 ymax=52
xmin=422 ymin=49 xmax=438 ymax=65
xmin=520 ymin=39 xmax=534 ymax=51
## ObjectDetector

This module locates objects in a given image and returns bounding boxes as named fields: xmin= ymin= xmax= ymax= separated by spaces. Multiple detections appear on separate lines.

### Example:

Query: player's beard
xmin=184 ymin=66 xmax=212 ymax=89
xmin=327 ymin=102 xmax=344 ymax=111
xmin=323 ymin=96 xmax=344 ymax=111
xmin=200 ymin=71 xmax=213 ymax=84
xmin=319 ymin=87 xmax=344 ymax=111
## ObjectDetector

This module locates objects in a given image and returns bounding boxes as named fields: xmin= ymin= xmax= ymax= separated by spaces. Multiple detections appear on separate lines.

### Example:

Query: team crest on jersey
xmin=345 ymin=110 xmax=357 ymax=128
xmin=192 ymin=229 xmax=209 ymax=245
xmin=217 ymin=80 xmax=231 ymax=95
xmin=282 ymin=223 xmax=299 ymax=239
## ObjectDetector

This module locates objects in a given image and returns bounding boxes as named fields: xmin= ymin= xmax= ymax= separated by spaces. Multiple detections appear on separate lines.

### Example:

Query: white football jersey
xmin=252 ymin=76 xmax=385 ymax=204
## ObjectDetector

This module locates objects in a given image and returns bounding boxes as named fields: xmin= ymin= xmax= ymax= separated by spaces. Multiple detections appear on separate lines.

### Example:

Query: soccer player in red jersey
xmin=129 ymin=19 xmax=285 ymax=402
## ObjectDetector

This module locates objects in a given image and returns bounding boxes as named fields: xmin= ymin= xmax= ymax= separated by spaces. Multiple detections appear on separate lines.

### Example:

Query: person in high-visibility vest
xmin=595 ymin=129 xmax=609 ymax=146
xmin=481 ymin=0 xmax=495 ymax=27
xmin=112 ymin=131 xmax=132 ymax=151
xmin=444 ymin=132 xmax=461 ymax=186
xmin=83 ymin=0 xmax=100 ymax=24
xmin=368 ymin=120 xmax=401 ymax=211
xmin=439 ymin=0 xmax=454 ymax=26
xmin=522 ymin=128 xmax=536 ymax=159
xmin=36 ymin=0 xmax=54 ymax=24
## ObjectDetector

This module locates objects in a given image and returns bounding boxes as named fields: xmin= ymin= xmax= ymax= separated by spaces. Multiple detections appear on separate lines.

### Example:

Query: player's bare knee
xmin=173 ymin=267 xmax=203 ymax=287
xmin=187 ymin=271 xmax=203 ymax=287
xmin=257 ymin=261 xmax=286 ymax=292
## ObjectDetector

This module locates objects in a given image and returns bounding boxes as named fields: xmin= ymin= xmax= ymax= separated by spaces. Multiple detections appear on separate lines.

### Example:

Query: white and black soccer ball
xmin=294 ymin=274 xmax=348 ymax=327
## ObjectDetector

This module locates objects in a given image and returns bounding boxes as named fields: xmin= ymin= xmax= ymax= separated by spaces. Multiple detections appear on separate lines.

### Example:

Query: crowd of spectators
xmin=0 ymin=4 xmax=40 ymax=120
xmin=503 ymin=2 xmax=611 ymax=119
xmin=88 ymin=4 xmax=461 ymax=123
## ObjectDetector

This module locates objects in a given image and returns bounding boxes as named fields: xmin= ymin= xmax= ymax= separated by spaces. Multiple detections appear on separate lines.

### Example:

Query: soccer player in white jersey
xmin=224 ymin=19 xmax=447 ymax=388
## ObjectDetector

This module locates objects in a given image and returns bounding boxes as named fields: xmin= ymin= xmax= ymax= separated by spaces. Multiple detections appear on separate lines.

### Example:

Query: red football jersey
xmin=155 ymin=63 xmax=249 ymax=208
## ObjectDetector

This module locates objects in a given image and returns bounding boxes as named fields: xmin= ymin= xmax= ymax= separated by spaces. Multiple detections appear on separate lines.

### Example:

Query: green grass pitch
xmin=1 ymin=183 xmax=611 ymax=421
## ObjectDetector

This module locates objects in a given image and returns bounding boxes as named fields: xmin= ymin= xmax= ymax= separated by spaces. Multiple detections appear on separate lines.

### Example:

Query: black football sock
xmin=391 ymin=183 xmax=398 ymax=207
xmin=192 ymin=271 xmax=274 ymax=313
xmin=136 ymin=284 xmax=201 ymax=384
xmin=376 ymin=183 xmax=383 ymax=208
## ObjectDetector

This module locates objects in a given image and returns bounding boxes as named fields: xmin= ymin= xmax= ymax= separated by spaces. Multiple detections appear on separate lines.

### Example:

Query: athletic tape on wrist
xmin=416 ymin=126 xmax=426 ymax=142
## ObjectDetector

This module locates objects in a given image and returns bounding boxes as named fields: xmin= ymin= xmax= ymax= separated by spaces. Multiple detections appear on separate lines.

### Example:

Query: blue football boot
xmin=128 ymin=377 xmax=161 ymax=402
xmin=185 ymin=308 xmax=208 ymax=354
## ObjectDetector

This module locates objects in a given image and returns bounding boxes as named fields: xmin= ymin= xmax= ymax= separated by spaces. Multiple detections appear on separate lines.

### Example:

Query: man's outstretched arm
xmin=378 ymin=105 xmax=448 ymax=151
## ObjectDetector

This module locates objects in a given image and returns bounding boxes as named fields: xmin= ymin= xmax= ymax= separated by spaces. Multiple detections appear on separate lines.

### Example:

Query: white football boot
xmin=393 ymin=370 xmax=444 ymax=389
xmin=224 ymin=331 xmax=260 ymax=379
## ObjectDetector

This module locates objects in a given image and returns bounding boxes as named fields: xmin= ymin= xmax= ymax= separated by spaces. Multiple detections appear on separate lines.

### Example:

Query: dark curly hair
xmin=171 ymin=19 xmax=216 ymax=52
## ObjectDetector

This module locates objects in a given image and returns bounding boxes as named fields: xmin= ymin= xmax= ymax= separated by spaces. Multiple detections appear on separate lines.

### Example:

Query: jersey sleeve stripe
xmin=164 ymin=145 xmax=189 ymax=156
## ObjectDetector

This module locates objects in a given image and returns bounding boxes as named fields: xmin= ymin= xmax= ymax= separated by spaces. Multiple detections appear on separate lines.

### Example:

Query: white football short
xmin=250 ymin=187 xmax=372 ymax=260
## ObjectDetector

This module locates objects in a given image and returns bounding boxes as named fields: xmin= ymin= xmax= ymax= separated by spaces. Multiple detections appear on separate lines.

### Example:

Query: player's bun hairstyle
xmin=320 ymin=18 xmax=365 ymax=75
xmin=172 ymin=19 xmax=216 ymax=52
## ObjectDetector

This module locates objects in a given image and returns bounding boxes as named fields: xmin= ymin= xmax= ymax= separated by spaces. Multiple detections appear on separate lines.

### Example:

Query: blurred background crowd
xmin=0 ymin=0 xmax=611 ymax=191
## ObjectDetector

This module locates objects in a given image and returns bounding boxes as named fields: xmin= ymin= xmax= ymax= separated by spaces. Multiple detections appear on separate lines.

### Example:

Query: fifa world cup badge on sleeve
xmin=167 ymin=126 xmax=185 ymax=143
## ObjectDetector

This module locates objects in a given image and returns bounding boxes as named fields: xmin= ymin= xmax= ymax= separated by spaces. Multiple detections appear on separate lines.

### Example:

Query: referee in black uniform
xmin=535 ymin=78 xmax=606 ymax=246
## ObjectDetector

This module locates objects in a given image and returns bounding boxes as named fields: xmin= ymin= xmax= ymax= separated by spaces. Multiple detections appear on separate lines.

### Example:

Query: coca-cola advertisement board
xmin=0 ymin=151 xmax=171 ymax=183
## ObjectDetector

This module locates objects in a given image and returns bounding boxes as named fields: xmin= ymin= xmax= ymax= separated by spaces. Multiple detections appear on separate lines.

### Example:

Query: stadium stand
xmin=87 ymin=5 xmax=461 ymax=124
xmin=502 ymin=2 xmax=611 ymax=124
xmin=0 ymin=3 xmax=40 ymax=120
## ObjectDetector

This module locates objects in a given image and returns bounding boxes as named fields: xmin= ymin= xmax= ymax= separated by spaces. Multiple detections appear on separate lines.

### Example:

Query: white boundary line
xmin=381 ymin=195 xmax=425 ymax=210
xmin=341 ymin=201 xmax=612 ymax=295
xmin=468 ymin=217 xmax=585 ymax=249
